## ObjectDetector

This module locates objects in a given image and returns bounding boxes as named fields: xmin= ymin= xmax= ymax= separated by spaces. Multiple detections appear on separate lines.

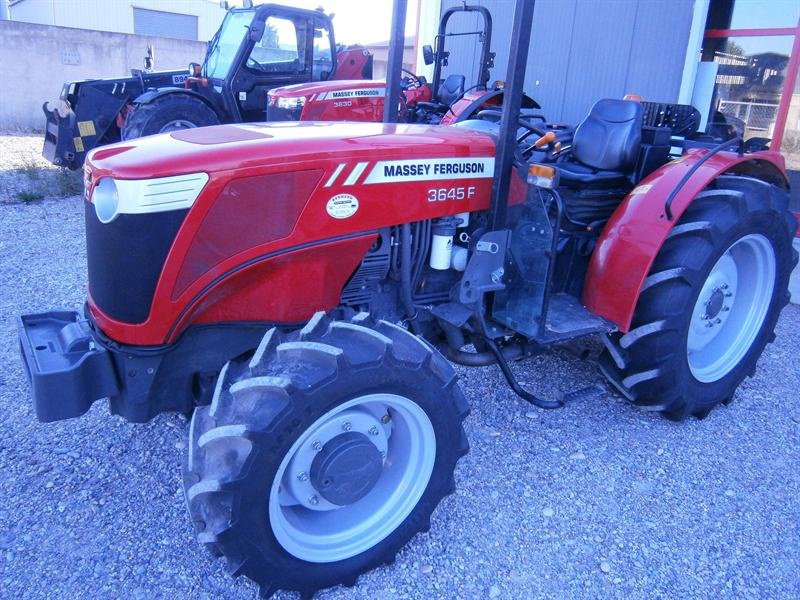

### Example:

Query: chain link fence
xmin=718 ymin=100 xmax=780 ymax=133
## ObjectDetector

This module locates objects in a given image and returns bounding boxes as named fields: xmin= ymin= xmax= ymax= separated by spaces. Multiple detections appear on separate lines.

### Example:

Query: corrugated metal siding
xmin=133 ymin=7 xmax=197 ymax=41
xmin=440 ymin=0 xmax=695 ymax=123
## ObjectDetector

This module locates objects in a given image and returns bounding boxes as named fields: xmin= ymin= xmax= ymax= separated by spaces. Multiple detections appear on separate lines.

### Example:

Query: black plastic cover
xmin=18 ymin=311 xmax=120 ymax=422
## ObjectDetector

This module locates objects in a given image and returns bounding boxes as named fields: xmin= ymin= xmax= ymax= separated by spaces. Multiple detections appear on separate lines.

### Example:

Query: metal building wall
xmin=439 ymin=0 xmax=695 ymax=123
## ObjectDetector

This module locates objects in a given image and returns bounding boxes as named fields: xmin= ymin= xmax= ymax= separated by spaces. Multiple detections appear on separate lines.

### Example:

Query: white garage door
xmin=133 ymin=7 xmax=199 ymax=41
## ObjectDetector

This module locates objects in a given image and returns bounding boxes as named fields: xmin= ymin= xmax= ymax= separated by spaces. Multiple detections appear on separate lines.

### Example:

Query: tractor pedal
xmin=561 ymin=384 xmax=607 ymax=404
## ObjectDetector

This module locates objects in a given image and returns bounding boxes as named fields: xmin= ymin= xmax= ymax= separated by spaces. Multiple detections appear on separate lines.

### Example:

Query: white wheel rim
xmin=268 ymin=393 xmax=436 ymax=563
xmin=159 ymin=119 xmax=197 ymax=133
xmin=687 ymin=233 xmax=776 ymax=383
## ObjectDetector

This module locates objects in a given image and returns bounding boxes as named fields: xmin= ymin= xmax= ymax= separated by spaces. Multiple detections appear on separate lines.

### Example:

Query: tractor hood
xmin=83 ymin=121 xmax=500 ymax=345
xmin=85 ymin=121 xmax=496 ymax=180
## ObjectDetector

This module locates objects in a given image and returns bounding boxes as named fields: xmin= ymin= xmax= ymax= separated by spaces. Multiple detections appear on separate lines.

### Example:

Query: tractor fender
xmin=448 ymin=90 xmax=541 ymax=124
xmin=582 ymin=149 xmax=789 ymax=332
xmin=132 ymin=87 xmax=220 ymax=116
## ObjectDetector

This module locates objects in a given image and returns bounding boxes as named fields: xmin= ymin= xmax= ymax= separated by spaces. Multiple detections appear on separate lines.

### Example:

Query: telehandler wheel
xmin=183 ymin=312 xmax=469 ymax=597
xmin=601 ymin=175 xmax=798 ymax=420
xmin=120 ymin=94 xmax=220 ymax=140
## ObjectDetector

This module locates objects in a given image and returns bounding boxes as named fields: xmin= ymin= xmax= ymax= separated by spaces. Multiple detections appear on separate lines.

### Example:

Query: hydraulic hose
xmin=400 ymin=223 xmax=421 ymax=333
xmin=474 ymin=300 xmax=563 ymax=409
xmin=437 ymin=342 xmax=525 ymax=366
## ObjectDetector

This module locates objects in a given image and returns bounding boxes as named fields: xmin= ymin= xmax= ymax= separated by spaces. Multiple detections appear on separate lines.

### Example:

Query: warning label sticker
xmin=326 ymin=193 xmax=359 ymax=219
xmin=77 ymin=120 xmax=96 ymax=137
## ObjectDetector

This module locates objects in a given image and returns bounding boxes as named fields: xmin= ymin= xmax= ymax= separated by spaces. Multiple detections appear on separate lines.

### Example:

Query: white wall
xmin=7 ymin=0 xmax=226 ymax=40
xmin=0 ymin=20 xmax=208 ymax=130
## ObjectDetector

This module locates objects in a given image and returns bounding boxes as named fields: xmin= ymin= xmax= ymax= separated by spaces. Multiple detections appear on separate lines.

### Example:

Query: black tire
xmin=600 ymin=175 xmax=798 ymax=420
xmin=121 ymin=94 xmax=220 ymax=140
xmin=183 ymin=312 xmax=469 ymax=597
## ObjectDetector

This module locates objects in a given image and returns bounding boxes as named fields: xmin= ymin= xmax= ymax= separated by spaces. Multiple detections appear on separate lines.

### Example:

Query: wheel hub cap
xmin=310 ymin=432 xmax=383 ymax=505
xmin=268 ymin=394 xmax=436 ymax=563
xmin=704 ymin=287 xmax=725 ymax=320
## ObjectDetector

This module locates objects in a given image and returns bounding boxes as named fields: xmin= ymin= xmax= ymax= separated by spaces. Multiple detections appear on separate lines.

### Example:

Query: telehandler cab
xmin=19 ymin=0 xmax=797 ymax=597
xmin=42 ymin=3 xmax=373 ymax=170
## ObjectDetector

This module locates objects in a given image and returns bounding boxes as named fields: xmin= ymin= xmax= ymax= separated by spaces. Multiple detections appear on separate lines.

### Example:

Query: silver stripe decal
xmin=113 ymin=172 xmax=209 ymax=215
xmin=343 ymin=161 xmax=369 ymax=186
xmin=324 ymin=163 xmax=347 ymax=187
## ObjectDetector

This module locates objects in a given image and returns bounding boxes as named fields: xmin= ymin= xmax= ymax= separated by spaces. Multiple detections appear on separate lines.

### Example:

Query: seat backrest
xmin=572 ymin=99 xmax=643 ymax=172
xmin=438 ymin=74 xmax=466 ymax=106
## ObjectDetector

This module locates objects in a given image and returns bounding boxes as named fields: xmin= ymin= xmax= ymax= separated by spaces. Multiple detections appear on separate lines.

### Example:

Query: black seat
xmin=557 ymin=99 xmax=643 ymax=187
xmin=438 ymin=74 xmax=465 ymax=106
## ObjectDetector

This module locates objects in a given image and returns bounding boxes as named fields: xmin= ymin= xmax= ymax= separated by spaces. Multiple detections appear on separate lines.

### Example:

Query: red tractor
xmin=18 ymin=0 xmax=797 ymax=597
xmin=265 ymin=3 xmax=542 ymax=125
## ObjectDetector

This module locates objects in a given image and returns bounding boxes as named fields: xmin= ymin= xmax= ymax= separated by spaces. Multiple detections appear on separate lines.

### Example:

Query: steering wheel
xmin=515 ymin=118 xmax=549 ymax=143
xmin=401 ymin=68 xmax=421 ymax=89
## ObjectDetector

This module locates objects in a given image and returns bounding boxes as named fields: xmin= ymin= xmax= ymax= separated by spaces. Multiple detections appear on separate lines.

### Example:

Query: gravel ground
xmin=1 ymin=135 xmax=799 ymax=599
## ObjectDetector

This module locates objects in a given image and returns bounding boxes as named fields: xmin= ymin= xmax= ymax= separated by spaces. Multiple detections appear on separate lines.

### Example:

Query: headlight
xmin=93 ymin=178 xmax=119 ymax=223
xmin=276 ymin=96 xmax=306 ymax=110
xmin=91 ymin=173 xmax=209 ymax=223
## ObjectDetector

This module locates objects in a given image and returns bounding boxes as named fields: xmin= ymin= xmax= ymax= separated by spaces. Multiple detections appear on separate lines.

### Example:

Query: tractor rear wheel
xmin=121 ymin=94 xmax=220 ymax=140
xmin=601 ymin=175 xmax=798 ymax=420
xmin=183 ymin=312 xmax=469 ymax=597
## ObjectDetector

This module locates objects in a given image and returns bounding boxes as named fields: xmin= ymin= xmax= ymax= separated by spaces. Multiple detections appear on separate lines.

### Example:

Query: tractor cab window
xmin=312 ymin=23 xmax=334 ymax=80
xmin=204 ymin=9 xmax=255 ymax=80
xmin=247 ymin=16 xmax=303 ymax=73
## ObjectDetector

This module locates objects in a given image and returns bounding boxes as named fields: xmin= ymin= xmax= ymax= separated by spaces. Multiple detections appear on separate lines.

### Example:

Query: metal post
xmin=489 ymin=0 xmax=535 ymax=230
xmin=383 ymin=0 xmax=408 ymax=124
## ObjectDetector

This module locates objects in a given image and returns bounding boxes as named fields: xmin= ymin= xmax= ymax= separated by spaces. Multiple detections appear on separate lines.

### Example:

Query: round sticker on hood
xmin=326 ymin=193 xmax=359 ymax=219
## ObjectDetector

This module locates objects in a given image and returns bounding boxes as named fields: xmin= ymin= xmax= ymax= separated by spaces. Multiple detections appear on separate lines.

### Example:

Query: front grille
xmin=267 ymin=104 xmax=303 ymax=122
xmin=86 ymin=203 xmax=187 ymax=324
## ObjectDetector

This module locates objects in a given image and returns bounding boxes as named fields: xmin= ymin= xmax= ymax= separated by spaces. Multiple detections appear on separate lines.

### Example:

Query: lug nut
xmin=297 ymin=472 xmax=309 ymax=482
xmin=721 ymin=283 xmax=729 ymax=289
xmin=369 ymin=426 xmax=379 ymax=436
xmin=308 ymin=495 xmax=319 ymax=506
xmin=381 ymin=414 xmax=391 ymax=424
xmin=722 ymin=306 xmax=730 ymax=312
xmin=724 ymin=292 xmax=732 ymax=297
xmin=380 ymin=451 xmax=386 ymax=459
xmin=715 ymin=318 xmax=722 ymax=324
xmin=312 ymin=441 xmax=322 ymax=452
xmin=342 ymin=422 xmax=352 ymax=432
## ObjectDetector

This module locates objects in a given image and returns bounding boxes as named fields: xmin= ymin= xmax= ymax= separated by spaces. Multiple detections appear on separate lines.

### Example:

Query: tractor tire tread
xmin=600 ymin=175 xmax=795 ymax=420
xmin=183 ymin=311 xmax=469 ymax=597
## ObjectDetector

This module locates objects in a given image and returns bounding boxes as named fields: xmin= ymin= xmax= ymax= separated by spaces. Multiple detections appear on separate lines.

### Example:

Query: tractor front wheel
xmin=601 ymin=175 xmax=798 ymax=420
xmin=183 ymin=312 xmax=469 ymax=597
xmin=121 ymin=94 xmax=220 ymax=140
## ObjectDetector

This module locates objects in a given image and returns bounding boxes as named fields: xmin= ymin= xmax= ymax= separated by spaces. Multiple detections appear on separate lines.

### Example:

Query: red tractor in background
xmin=18 ymin=0 xmax=797 ymax=597
xmin=266 ymin=3 xmax=542 ymax=125
xmin=42 ymin=3 xmax=373 ymax=170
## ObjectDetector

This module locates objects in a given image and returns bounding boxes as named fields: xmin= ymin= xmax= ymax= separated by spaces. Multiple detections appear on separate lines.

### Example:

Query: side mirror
xmin=249 ymin=20 xmax=265 ymax=43
xmin=422 ymin=45 xmax=434 ymax=66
